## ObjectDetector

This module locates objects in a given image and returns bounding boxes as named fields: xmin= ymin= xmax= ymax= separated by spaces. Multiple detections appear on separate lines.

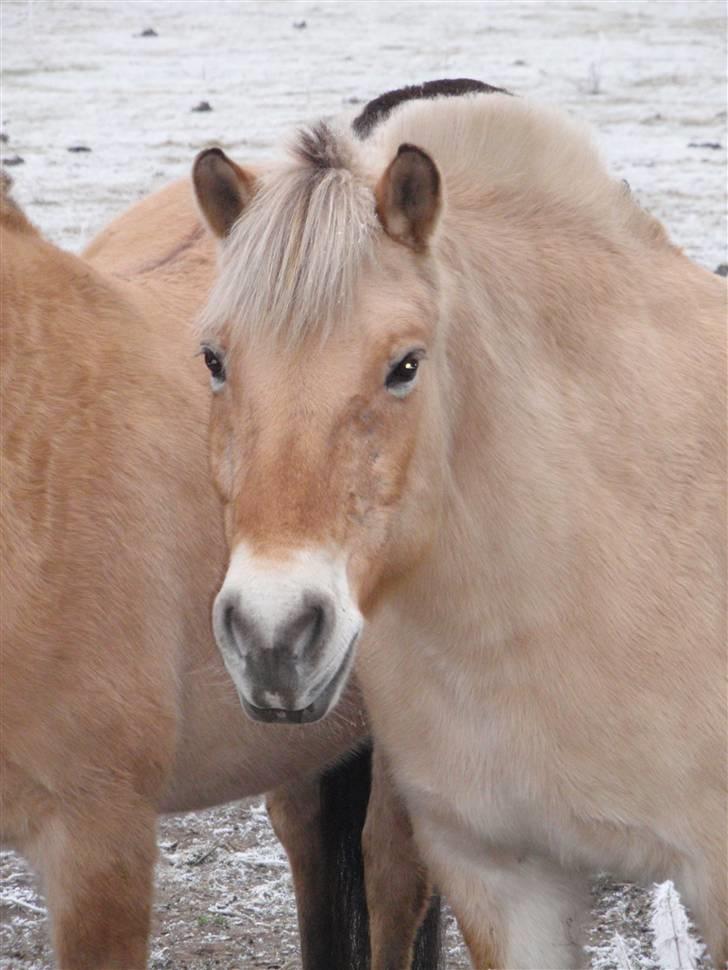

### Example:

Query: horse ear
xmin=192 ymin=147 xmax=255 ymax=239
xmin=375 ymin=143 xmax=441 ymax=252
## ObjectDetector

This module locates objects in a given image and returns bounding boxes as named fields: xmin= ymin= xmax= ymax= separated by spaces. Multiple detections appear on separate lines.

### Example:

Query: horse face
xmin=195 ymin=144 xmax=445 ymax=723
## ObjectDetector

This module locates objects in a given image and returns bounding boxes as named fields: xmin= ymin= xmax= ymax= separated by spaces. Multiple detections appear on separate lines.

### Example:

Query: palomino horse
xmin=0 ymin=175 xmax=441 ymax=970
xmin=192 ymin=82 xmax=727 ymax=969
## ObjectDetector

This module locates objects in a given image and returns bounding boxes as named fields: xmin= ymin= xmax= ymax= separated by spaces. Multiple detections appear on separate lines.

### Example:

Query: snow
xmin=1 ymin=1 xmax=725 ymax=967
xmin=613 ymin=933 xmax=638 ymax=970
xmin=651 ymin=882 xmax=705 ymax=970
xmin=2 ymin=1 xmax=726 ymax=265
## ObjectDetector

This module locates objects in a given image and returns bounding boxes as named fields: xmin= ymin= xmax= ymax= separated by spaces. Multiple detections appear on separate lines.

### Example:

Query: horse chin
xmin=237 ymin=635 xmax=358 ymax=726
xmin=239 ymin=693 xmax=329 ymax=725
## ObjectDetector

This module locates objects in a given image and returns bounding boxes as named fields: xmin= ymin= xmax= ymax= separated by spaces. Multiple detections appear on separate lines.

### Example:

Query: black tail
xmin=413 ymin=896 xmax=443 ymax=968
xmin=319 ymin=741 xmax=444 ymax=969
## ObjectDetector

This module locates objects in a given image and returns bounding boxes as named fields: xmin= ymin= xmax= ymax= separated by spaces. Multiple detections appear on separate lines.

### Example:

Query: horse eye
xmin=386 ymin=353 xmax=420 ymax=394
xmin=202 ymin=347 xmax=225 ymax=384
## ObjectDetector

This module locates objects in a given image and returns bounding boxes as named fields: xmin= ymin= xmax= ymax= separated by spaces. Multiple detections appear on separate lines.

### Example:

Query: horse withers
xmin=0 ymin=174 xmax=441 ymax=970
xmin=192 ymin=84 xmax=727 ymax=968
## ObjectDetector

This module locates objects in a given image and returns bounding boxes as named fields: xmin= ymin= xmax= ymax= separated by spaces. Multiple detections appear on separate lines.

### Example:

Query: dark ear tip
xmin=193 ymin=146 xmax=227 ymax=170
xmin=396 ymin=143 xmax=430 ymax=162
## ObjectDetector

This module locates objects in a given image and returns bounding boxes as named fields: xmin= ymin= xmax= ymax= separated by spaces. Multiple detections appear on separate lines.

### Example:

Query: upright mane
xmin=352 ymin=78 xmax=510 ymax=139
xmin=360 ymin=93 xmax=668 ymax=248
xmin=0 ymin=174 xmax=37 ymax=236
xmin=199 ymin=85 xmax=670 ymax=347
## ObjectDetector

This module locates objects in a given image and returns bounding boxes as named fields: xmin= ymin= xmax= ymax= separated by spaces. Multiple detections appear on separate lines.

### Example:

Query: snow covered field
xmin=1 ymin=1 xmax=725 ymax=968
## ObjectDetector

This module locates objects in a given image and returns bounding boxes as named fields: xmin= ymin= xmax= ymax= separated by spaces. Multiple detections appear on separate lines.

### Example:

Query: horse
xmin=191 ymin=82 xmax=727 ymax=969
xmin=0 ymin=173 xmax=442 ymax=970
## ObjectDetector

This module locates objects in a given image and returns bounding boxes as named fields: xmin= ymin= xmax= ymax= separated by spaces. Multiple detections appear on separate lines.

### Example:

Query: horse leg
xmin=362 ymin=748 xmax=436 ymax=970
xmin=422 ymin=829 xmax=590 ymax=970
xmin=677 ymin=855 xmax=727 ymax=969
xmin=421 ymin=839 xmax=503 ymax=970
xmin=29 ymin=797 xmax=157 ymax=970
xmin=266 ymin=773 xmax=334 ymax=970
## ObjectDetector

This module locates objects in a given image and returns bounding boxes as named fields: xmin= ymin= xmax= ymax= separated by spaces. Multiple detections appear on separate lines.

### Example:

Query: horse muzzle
xmin=235 ymin=634 xmax=358 ymax=724
xmin=211 ymin=544 xmax=363 ymax=725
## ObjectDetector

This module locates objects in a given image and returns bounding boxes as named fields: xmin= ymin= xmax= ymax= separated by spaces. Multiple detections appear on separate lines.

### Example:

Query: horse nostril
xmin=215 ymin=589 xmax=335 ymax=665
xmin=221 ymin=601 xmax=249 ymax=655
xmin=308 ymin=604 xmax=325 ymax=651
xmin=283 ymin=597 xmax=332 ymax=660
xmin=224 ymin=604 xmax=235 ymax=642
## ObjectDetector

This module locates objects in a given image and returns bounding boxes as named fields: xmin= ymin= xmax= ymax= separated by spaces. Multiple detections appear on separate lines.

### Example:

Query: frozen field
xmin=1 ymin=1 xmax=726 ymax=968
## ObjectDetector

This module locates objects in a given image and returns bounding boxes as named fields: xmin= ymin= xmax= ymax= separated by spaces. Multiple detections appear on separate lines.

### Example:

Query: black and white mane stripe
xmin=352 ymin=78 xmax=510 ymax=139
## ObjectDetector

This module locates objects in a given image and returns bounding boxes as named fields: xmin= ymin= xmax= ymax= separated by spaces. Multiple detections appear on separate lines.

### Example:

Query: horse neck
xmin=415 ymin=187 xmax=718 ymax=648
xmin=1 ymin=225 xmax=70 ymax=388
xmin=0 ymin=195 xmax=48 ymax=383
xmin=2 ymin=223 xmax=134 ymax=379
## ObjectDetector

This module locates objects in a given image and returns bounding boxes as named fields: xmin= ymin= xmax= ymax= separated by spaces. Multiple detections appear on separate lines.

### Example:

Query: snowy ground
xmin=1 ymin=1 xmax=725 ymax=968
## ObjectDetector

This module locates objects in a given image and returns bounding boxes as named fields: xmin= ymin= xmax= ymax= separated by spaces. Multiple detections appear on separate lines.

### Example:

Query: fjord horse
xmin=191 ymin=84 xmax=727 ymax=969
xmin=0 ymin=176 xmax=440 ymax=970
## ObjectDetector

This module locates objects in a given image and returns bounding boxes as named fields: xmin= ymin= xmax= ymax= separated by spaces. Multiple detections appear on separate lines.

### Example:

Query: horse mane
xmin=362 ymin=93 xmax=670 ymax=248
xmin=199 ymin=87 xmax=671 ymax=347
xmin=0 ymin=174 xmax=37 ymax=236
xmin=352 ymin=78 xmax=510 ymax=139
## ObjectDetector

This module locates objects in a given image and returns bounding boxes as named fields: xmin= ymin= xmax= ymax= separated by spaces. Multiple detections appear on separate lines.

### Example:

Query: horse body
xmin=1 ymin=178 xmax=440 ymax=969
xmin=193 ymin=89 xmax=726 ymax=968
xmin=359 ymin=103 xmax=726 ymax=959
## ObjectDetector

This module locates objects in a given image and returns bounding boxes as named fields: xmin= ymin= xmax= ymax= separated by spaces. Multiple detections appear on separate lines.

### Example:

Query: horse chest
xmin=419 ymin=699 xmax=553 ymax=846
xmin=363 ymin=629 xmax=636 ymax=878
xmin=363 ymin=645 xmax=559 ymax=850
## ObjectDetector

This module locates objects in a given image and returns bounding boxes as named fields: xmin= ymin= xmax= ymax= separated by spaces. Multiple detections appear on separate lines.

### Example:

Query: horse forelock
xmin=197 ymin=121 xmax=377 ymax=348
xmin=294 ymin=120 xmax=349 ymax=170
